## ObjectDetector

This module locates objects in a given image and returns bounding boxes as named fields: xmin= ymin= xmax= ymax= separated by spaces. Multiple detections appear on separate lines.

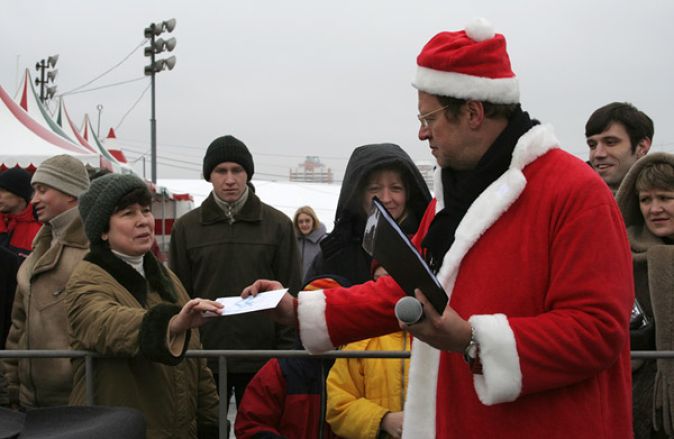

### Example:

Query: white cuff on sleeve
xmin=470 ymin=313 xmax=522 ymax=405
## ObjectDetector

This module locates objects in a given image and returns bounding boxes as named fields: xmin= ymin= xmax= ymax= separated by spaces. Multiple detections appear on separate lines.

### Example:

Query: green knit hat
xmin=79 ymin=173 xmax=149 ymax=244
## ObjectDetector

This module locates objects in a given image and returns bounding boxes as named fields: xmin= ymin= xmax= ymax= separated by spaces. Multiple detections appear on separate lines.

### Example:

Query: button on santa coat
xmin=297 ymin=124 xmax=633 ymax=438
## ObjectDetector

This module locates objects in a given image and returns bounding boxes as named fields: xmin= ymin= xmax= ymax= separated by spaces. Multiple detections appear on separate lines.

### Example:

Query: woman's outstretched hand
xmin=169 ymin=298 xmax=223 ymax=336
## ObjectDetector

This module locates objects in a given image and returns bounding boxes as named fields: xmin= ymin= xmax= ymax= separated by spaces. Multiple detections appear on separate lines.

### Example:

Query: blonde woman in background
xmin=293 ymin=206 xmax=326 ymax=281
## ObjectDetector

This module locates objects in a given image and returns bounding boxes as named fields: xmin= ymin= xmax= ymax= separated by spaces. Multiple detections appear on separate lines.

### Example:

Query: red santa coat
xmin=296 ymin=124 xmax=633 ymax=438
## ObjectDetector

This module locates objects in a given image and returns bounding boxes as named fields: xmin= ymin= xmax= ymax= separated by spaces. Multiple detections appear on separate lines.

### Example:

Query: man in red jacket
xmin=0 ymin=168 xmax=41 ymax=260
xmin=245 ymin=18 xmax=633 ymax=438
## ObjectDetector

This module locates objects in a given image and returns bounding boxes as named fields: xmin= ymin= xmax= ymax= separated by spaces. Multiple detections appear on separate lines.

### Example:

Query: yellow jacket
xmin=326 ymin=331 xmax=410 ymax=439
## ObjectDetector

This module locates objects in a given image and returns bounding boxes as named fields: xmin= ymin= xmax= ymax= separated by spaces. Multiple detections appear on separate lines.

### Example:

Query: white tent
xmin=15 ymin=69 xmax=93 ymax=156
xmin=0 ymin=83 xmax=99 ymax=169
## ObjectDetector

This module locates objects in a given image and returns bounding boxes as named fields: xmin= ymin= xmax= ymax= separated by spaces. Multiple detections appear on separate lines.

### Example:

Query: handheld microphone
xmin=395 ymin=296 xmax=424 ymax=325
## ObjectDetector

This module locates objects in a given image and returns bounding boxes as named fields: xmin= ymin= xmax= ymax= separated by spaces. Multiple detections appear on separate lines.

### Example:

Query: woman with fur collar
xmin=617 ymin=152 xmax=674 ymax=439
xmin=65 ymin=174 xmax=222 ymax=439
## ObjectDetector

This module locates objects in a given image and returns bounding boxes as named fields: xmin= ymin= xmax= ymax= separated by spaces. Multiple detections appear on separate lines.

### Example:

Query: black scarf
xmin=421 ymin=107 xmax=537 ymax=273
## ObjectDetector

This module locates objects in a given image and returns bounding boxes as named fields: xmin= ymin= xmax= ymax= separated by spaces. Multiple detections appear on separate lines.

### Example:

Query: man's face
xmin=417 ymin=92 xmax=476 ymax=170
xmin=210 ymin=162 xmax=248 ymax=203
xmin=0 ymin=188 xmax=26 ymax=215
xmin=31 ymin=183 xmax=77 ymax=223
xmin=587 ymin=122 xmax=646 ymax=190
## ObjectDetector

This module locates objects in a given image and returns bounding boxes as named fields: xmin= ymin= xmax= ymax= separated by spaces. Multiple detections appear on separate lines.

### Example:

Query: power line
xmin=124 ymin=148 xmax=303 ymax=180
xmin=121 ymin=145 xmax=325 ymax=172
xmin=116 ymin=82 xmax=152 ymax=131
xmin=117 ymin=137 xmax=350 ymax=161
xmin=59 ymin=77 xmax=147 ymax=96
xmin=144 ymin=157 xmax=296 ymax=180
xmin=60 ymin=38 xmax=148 ymax=96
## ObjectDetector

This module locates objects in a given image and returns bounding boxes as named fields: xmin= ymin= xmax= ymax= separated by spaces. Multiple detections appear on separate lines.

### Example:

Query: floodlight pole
xmin=36 ymin=59 xmax=47 ymax=102
xmin=149 ymin=32 xmax=158 ymax=184
xmin=144 ymin=19 xmax=176 ymax=184
xmin=35 ymin=55 xmax=58 ymax=104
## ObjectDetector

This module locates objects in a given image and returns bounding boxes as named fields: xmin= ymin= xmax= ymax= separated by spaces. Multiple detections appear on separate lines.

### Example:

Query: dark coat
xmin=307 ymin=143 xmax=431 ymax=284
xmin=0 ymin=246 xmax=19 ymax=349
xmin=169 ymin=190 xmax=300 ymax=373
xmin=65 ymin=247 xmax=219 ymax=439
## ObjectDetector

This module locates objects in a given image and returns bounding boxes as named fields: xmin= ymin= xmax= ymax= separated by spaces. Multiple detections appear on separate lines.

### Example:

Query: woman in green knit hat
xmin=64 ymin=173 xmax=223 ymax=439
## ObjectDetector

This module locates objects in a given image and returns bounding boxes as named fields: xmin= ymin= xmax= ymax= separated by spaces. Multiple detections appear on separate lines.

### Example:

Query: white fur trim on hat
xmin=297 ymin=290 xmax=334 ymax=353
xmin=413 ymin=66 xmax=520 ymax=104
xmin=466 ymin=17 xmax=495 ymax=42
xmin=470 ymin=314 xmax=522 ymax=404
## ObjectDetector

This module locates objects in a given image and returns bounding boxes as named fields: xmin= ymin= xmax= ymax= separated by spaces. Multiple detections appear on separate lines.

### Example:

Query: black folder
xmin=362 ymin=197 xmax=448 ymax=314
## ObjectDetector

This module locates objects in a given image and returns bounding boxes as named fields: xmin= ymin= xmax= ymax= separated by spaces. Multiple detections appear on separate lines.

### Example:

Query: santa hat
xmin=412 ymin=18 xmax=519 ymax=104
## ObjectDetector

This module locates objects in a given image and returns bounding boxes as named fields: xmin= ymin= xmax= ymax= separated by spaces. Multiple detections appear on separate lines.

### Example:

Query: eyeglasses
xmin=417 ymin=105 xmax=448 ymax=128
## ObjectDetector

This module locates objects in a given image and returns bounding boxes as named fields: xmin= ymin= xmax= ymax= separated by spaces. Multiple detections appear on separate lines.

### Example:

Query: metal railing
xmin=0 ymin=349 xmax=668 ymax=438
xmin=0 ymin=349 xmax=411 ymax=438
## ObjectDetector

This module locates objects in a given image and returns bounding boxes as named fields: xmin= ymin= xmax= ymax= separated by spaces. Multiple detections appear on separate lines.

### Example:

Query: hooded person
xmin=617 ymin=152 xmax=674 ymax=439
xmin=306 ymin=143 xmax=432 ymax=285
xmin=65 ymin=173 xmax=221 ymax=439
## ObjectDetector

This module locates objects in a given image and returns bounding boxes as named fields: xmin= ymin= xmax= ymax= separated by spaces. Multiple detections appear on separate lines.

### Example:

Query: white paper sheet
xmin=203 ymin=289 xmax=288 ymax=317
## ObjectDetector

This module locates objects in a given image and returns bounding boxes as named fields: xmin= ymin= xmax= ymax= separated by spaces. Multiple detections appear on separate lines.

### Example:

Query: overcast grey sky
xmin=2 ymin=0 xmax=673 ymax=181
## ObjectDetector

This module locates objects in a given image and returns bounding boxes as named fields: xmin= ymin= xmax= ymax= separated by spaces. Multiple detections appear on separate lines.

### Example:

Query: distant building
xmin=290 ymin=156 xmax=334 ymax=183
xmin=415 ymin=161 xmax=435 ymax=192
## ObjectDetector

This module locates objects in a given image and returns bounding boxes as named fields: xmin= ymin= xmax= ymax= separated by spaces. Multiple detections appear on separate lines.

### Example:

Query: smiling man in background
xmin=586 ymin=102 xmax=654 ymax=194
xmin=3 ymin=154 xmax=90 ymax=408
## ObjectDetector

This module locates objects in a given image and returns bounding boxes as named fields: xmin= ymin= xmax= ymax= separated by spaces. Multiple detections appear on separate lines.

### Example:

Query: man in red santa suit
xmin=245 ymin=18 xmax=633 ymax=438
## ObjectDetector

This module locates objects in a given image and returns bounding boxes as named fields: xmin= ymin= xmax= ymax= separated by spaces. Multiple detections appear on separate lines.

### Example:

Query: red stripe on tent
xmin=99 ymin=156 xmax=114 ymax=172
xmin=0 ymin=164 xmax=36 ymax=173
xmin=63 ymin=105 xmax=97 ymax=153
xmin=108 ymin=149 xmax=127 ymax=163
xmin=154 ymin=218 xmax=176 ymax=235
xmin=0 ymin=86 xmax=90 ymax=154
xmin=20 ymin=71 xmax=28 ymax=111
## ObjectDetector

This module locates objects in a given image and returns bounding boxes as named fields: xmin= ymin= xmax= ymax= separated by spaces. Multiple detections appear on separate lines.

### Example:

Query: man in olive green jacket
xmin=169 ymin=135 xmax=301 ymax=407
xmin=3 ymin=155 xmax=90 ymax=408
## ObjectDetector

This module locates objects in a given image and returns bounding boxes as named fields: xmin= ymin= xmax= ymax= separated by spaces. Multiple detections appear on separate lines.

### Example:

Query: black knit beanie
xmin=202 ymin=135 xmax=254 ymax=182
xmin=78 ymin=174 xmax=149 ymax=245
xmin=0 ymin=167 xmax=33 ymax=203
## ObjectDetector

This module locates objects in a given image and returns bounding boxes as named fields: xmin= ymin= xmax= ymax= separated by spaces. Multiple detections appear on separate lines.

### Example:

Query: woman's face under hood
xmin=361 ymin=169 xmax=408 ymax=221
